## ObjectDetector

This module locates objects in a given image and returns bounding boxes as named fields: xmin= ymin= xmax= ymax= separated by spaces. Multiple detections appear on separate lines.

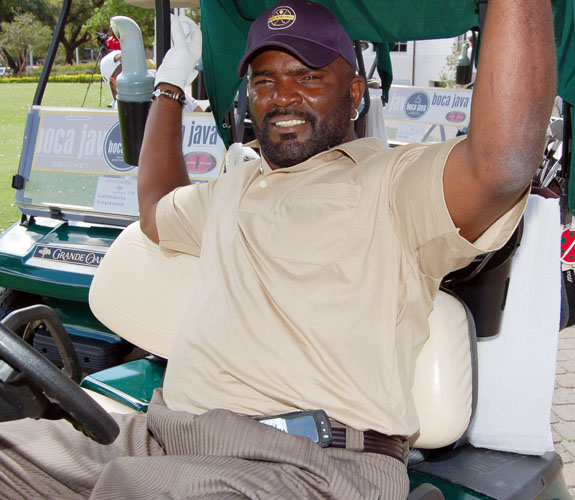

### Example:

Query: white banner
xmin=24 ymin=107 xmax=226 ymax=218
xmin=384 ymin=85 xmax=473 ymax=127
xmin=31 ymin=107 xmax=226 ymax=182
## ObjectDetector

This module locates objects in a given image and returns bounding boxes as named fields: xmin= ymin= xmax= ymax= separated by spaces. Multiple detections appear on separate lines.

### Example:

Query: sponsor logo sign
xmin=404 ymin=92 xmax=429 ymax=120
xmin=31 ymin=110 xmax=225 ymax=178
xmin=385 ymin=85 xmax=472 ymax=127
xmin=184 ymin=152 xmax=217 ymax=174
xmin=445 ymin=111 xmax=467 ymax=123
xmin=25 ymin=109 xmax=226 ymax=218
xmin=33 ymin=245 xmax=106 ymax=267
xmin=103 ymin=122 xmax=132 ymax=171
xmin=32 ymin=111 xmax=132 ymax=173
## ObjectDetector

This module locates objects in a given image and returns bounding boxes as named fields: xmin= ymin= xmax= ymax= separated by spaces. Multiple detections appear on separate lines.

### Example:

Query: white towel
xmin=466 ymin=194 xmax=561 ymax=455
xmin=225 ymin=143 xmax=260 ymax=172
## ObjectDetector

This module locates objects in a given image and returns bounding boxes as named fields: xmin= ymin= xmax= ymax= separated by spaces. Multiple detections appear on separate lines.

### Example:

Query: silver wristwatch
xmin=152 ymin=88 xmax=186 ymax=105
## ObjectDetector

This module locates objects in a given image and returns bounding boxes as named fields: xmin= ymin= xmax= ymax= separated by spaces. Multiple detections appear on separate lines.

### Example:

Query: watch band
xmin=152 ymin=88 xmax=186 ymax=105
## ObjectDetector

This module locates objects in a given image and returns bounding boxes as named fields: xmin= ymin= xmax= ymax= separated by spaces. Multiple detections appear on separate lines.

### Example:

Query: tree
xmin=47 ymin=0 xmax=107 ymax=64
xmin=84 ymin=0 xmax=155 ymax=49
xmin=0 ymin=0 xmax=54 ymax=25
xmin=438 ymin=41 xmax=462 ymax=88
xmin=0 ymin=0 xmax=55 ymax=72
xmin=0 ymin=13 xmax=52 ymax=75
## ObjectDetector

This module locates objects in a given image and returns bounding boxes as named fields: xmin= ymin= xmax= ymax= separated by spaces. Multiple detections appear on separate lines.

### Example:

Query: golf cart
xmin=0 ymin=0 xmax=573 ymax=498
xmin=0 ymin=0 xmax=226 ymax=375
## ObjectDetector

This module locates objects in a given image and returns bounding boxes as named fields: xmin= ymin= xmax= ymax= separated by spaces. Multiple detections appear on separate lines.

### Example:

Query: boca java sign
xmin=385 ymin=85 xmax=473 ymax=126
xmin=31 ymin=109 xmax=225 ymax=179
xmin=24 ymin=108 xmax=226 ymax=218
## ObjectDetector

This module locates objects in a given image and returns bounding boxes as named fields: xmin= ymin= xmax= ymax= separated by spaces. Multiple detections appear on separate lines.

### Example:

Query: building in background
xmin=364 ymin=35 xmax=467 ymax=88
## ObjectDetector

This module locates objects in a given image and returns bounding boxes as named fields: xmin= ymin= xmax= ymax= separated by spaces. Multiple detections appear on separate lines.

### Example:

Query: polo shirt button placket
xmin=259 ymin=180 xmax=267 ymax=188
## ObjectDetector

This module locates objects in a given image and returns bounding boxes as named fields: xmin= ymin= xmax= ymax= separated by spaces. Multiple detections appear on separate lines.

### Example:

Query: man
xmin=0 ymin=1 xmax=555 ymax=498
xmin=99 ymin=49 xmax=122 ymax=107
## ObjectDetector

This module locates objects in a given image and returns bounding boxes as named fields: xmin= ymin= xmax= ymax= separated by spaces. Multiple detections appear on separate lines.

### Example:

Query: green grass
xmin=0 ymin=81 xmax=113 ymax=232
xmin=25 ymin=61 xmax=104 ymax=77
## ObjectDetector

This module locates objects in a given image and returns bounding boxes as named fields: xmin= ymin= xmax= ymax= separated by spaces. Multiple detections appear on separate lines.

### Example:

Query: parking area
xmin=553 ymin=325 xmax=575 ymax=495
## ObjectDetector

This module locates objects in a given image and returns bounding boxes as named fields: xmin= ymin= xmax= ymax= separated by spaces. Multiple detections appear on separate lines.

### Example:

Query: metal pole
xmin=33 ymin=0 xmax=72 ymax=105
xmin=155 ymin=0 xmax=171 ymax=68
xmin=411 ymin=41 xmax=416 ymax=86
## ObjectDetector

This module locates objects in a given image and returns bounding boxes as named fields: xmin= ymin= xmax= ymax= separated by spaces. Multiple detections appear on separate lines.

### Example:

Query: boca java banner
xmin=383 ymin=85 xmax=473 ymax=143
xmin=24 ymin=107 xmax=226 ymax=218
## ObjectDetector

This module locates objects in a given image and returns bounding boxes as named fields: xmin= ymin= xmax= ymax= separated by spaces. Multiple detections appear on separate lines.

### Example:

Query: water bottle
xmin=456 ymin=43 xmax=472 ymax=86
xmin=110 ymin=16 xmax=155 ymax=166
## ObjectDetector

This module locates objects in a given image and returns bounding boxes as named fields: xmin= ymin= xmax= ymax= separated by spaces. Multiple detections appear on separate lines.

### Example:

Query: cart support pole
xmin=155 ymin=0 xmax=171 ymax=67
xmin=33 ymin=0 xmax=72 ymax=106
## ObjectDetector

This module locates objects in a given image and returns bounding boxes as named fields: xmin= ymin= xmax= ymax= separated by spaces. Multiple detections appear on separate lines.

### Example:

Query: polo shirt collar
xmin=245 ymin=137 xmax=384 ymax=173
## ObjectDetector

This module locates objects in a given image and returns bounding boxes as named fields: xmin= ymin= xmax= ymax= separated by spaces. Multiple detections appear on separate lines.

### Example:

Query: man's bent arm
xmin=444 ymin=0 xmax=556 ymax=242
xmin=138 ymin=83 xmax=191 ymax=243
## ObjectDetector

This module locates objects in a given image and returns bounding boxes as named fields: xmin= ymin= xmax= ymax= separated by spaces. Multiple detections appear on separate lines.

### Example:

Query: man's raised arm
xmin=137 ymin=15 xmax=202 ymax=243
xmin=444 ymin=0 xmax=556 ymax=242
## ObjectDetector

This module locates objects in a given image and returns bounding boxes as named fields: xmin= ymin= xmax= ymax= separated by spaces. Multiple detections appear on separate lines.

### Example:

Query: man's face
xmin=248 ymin=49 xmax=363 ymax=170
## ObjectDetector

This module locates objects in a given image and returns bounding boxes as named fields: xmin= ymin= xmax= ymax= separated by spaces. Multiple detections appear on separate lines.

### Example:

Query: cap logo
xmin=268 ymin=6 xmax=296 ymax=30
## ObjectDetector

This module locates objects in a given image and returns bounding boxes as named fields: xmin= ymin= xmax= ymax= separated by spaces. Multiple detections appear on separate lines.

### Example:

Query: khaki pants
xmin=0 ymin=391 xmax=409 ymax=499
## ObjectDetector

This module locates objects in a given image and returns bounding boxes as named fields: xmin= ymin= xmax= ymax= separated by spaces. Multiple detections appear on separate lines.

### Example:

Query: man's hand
xmin=155 ymin=14 xmax=202 ymax=92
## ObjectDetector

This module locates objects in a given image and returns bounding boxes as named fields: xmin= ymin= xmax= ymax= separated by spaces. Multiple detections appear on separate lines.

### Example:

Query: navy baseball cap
xmin=237 ymin=0 xmax=357 ymax=77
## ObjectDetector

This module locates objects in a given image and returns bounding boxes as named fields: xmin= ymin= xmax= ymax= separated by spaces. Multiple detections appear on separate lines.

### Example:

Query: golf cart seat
xmin=87 ymin=221 xmax=475 ymax=450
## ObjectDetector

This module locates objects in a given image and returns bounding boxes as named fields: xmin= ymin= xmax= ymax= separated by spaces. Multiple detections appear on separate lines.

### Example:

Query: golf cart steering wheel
xmin=0 ymin=321 xmax=119 ymax=445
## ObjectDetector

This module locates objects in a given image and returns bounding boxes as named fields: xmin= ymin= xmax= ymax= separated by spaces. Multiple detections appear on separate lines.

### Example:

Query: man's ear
xmin=350 ymin=75 xmax=366 ymax=110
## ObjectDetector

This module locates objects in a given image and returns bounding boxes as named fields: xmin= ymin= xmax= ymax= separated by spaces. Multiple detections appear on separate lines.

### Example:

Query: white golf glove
xmin=154 ymin=14 xmax=202 ymax=91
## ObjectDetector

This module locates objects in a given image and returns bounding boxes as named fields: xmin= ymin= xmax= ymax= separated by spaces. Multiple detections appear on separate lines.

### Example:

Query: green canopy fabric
xmin=200 ymin=0 xmax=574 ymax=147
xmin=555 ymin=0 xmax=575 ymax=106
xmin=552 ymin=0 xmax=575 ymax=215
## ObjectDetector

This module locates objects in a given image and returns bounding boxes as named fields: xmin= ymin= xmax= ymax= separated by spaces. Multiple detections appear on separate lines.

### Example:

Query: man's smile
xmin=266 ymin=110 xmax=314 ymax=131
xmin=273 ymin=118 xmax=307 ymax=128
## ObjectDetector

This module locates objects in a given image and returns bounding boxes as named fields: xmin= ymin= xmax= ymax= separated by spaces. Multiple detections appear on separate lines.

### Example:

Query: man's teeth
xmin=275 ymin=119 xmax=306 ymax=128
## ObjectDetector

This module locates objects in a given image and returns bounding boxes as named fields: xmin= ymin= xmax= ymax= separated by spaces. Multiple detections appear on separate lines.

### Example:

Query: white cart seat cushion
xmin=82 ymin=388 xmax=137 ymax=415
xmin=411 ymin=290 xmax=473 ymax=449
xmin=89 ymin=222 xmax=199 ymax=358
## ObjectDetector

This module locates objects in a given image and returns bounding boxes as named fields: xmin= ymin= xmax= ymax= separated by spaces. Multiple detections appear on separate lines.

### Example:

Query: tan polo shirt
xmin=157 ymin=136 xmax=526 ymax=437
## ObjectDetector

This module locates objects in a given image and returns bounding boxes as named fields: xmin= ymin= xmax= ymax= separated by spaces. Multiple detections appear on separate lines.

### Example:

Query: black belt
xmin=330 ymin=426 xmax=409 ymax=465
xmin=255 ymin=410 xmax=409 ymax=465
